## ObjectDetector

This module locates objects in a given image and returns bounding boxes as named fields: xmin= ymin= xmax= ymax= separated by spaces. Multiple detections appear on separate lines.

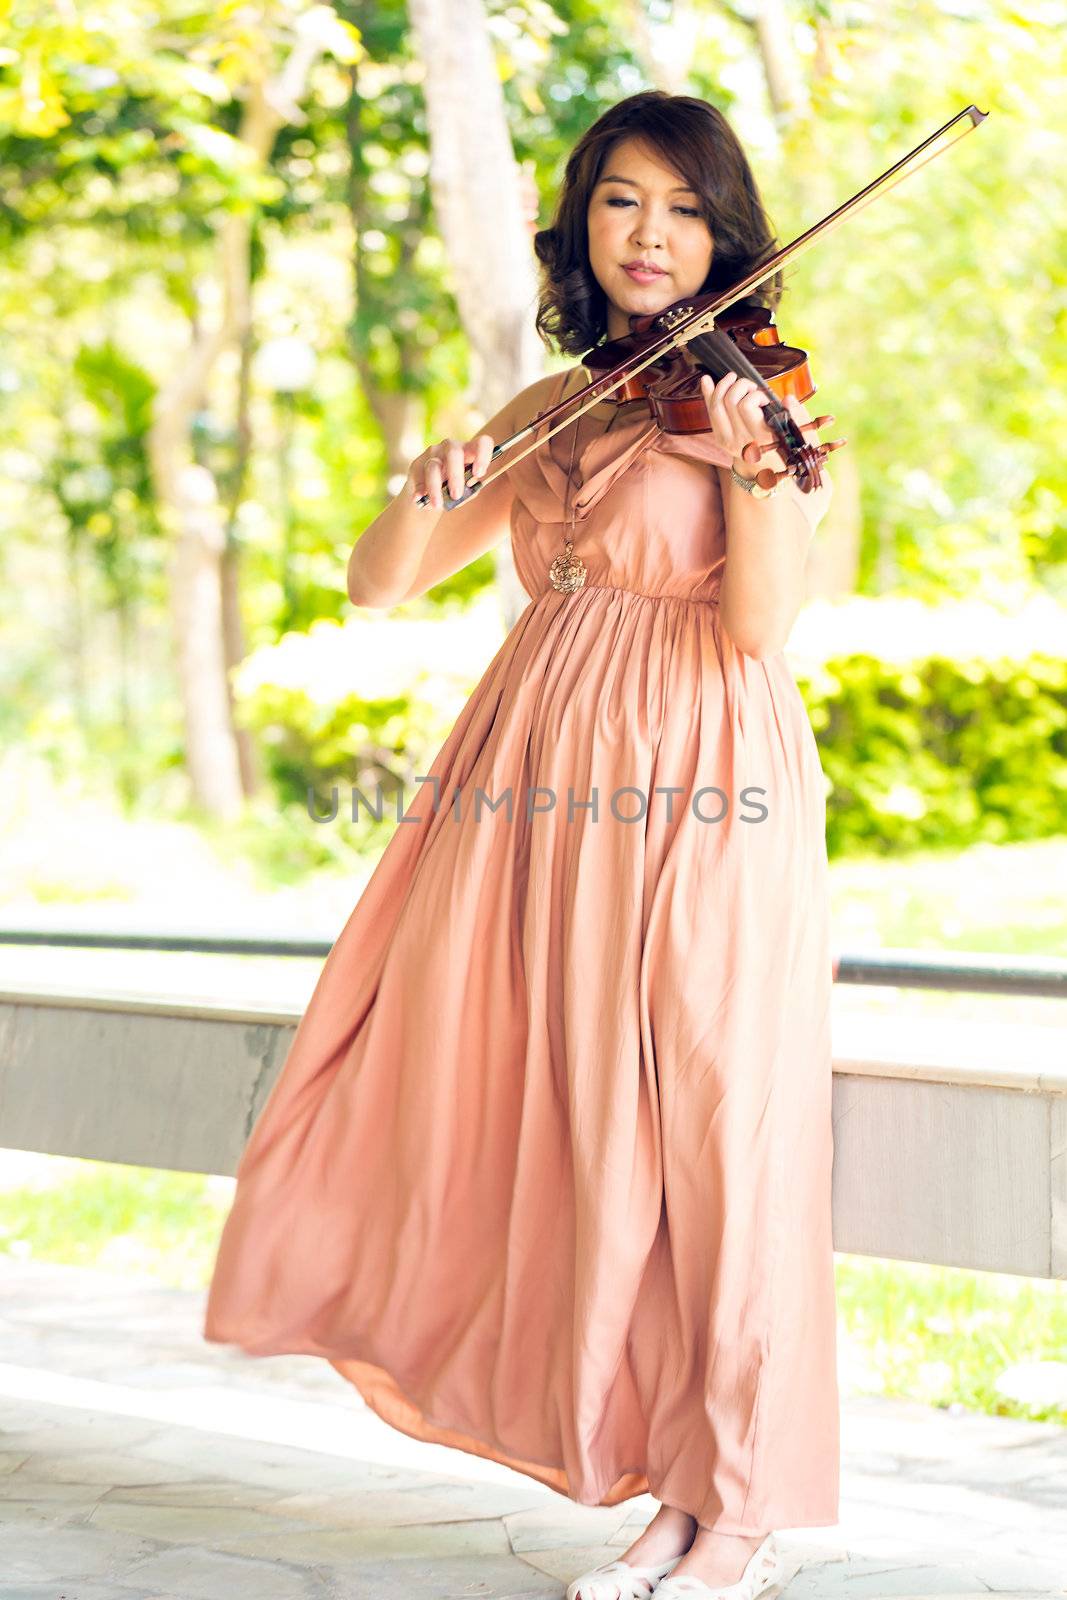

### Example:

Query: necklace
xmin=547 ymin=377 xmax=623 ymax=594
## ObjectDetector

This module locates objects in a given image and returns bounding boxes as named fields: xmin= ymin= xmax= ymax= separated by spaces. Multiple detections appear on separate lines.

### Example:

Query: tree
xmin=146 ymin=5 xmax=361 ymax=817
xmin=400 ymin=0 xmax=544 ymax=628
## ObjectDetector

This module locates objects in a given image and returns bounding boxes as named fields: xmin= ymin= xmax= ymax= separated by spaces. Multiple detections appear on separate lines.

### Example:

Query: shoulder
xmin=505 ymin=365 xmax=582 ymax=435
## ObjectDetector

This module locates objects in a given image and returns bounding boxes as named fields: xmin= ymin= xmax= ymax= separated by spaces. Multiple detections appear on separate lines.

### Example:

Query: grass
xmin=1 ymin=1151 xmax=1064 ymax=1429
xmin=828 ymin=836 xmax=1067 ymax=957
xmin=0 ymin=1155 xmax=232 ymax=1291
xmin=834 ymin=1252 xmax=1066 ymax=1425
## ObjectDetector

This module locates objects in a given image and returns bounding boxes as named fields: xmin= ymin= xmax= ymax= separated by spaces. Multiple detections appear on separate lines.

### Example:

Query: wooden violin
xmin=585 ymin=302 xmax=831 ymax=493
xmin=415 ymin=103 xmax=988 ymax=509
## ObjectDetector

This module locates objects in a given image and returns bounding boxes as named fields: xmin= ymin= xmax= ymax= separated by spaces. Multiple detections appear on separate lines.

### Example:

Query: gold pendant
xmin=549 ymin=540 xmax=587 ymax=594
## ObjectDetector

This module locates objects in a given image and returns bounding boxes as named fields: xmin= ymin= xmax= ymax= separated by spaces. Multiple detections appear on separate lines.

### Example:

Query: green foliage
xmin=1 ymin=0 xmax=1064 ymax=845
xmin=0 ymin=1159 xmax=229 ymax=1292
xmin=238 ymin=678 xmax=431 ymax=807
xmin=228 ymin=636 xmax=1067 ymax=872
xmin=184 ymin=606 xmax=493 ymax=884
xmin=196 ymin=791 xmax=378 ymax=883
xmin=799 ymin=651 xmax=1067 ymax=857
xmin=835 ymin=1253 xmax=1067 ymax=1427
xmin=65 ymin=341 xmax=159 ymax=573
xmin=773 ymin=5 xmax=1067 ymax=599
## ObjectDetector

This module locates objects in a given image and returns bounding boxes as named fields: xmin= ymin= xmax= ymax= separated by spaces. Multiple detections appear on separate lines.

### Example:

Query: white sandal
xmin=565 ymin=1550 xmax=685 ymax=1600
xmin=652 ymin=1532 xmax=781 ymax=1600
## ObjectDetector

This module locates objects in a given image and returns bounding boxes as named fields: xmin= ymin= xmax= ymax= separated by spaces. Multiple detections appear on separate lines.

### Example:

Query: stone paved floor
xmin=0 ymin=1259 xmax=1064 ymax=1600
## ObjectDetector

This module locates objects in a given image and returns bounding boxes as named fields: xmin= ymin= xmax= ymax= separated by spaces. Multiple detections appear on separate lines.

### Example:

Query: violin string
xmin=700 ymin=328 xmax=783 ymax=409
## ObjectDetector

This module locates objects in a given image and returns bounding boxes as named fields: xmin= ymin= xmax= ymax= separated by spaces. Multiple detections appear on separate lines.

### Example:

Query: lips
xmin=623 ymin=263 xmax=666 ymax=282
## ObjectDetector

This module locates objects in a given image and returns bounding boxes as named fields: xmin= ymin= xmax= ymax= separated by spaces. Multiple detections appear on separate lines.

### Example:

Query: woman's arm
xmin=705 ymin=377 xmax=834 ymax=659
xmin=347 ymin=373 xmax=557 ymax=611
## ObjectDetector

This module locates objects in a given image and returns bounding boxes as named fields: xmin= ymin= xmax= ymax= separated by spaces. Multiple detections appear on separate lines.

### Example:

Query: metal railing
xmin=1 ymin=925 xmax=1064 ymax=999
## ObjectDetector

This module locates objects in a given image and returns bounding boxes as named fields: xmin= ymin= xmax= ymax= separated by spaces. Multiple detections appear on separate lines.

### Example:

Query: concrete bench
xmin=1 ymin=977 xmax=1063 ymax=1281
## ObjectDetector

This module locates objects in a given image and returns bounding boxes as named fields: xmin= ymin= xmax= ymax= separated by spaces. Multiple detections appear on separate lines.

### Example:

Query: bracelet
xmin=730 ymin=462 xmax=780 ymax=499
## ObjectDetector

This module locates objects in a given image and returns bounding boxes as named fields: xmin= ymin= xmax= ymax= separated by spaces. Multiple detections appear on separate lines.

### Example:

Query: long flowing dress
xmin=202 ymin=364 xmax=840 ymax=1535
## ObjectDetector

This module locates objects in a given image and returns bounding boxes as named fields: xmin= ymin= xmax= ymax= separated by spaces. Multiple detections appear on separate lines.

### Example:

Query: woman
xmin=204 ymin=88 xmax=839 ymax=1600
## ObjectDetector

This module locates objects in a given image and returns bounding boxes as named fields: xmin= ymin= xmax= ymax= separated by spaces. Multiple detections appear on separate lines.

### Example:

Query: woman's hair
xmin=534 ymin=90 xmax=783 ymax=358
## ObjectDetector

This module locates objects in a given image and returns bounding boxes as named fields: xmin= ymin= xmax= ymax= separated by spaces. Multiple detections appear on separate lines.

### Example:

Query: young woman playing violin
xmin=205 ymin=89 xmax=840 ymax=1600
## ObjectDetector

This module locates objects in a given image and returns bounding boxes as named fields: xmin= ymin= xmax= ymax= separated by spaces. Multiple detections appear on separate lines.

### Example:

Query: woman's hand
xmin=407 ymin=432 xmax=497 ymax=511
xmin=699 ymin=370 xmax=830 ymax=482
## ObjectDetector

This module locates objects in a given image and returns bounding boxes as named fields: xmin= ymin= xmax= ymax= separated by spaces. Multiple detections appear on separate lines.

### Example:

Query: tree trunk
xmin=221 ymin=321 xmax=262 ymax=799
xmin=146 ymin=25 xmax=325 ymax=818
xmin=622 ymin=0 xmax=701 ymax=90
xmin=405 ymin=0 xmax=545 ymax=630
xmin=753 ymin=0 xmax=804 ymax=124
xmin=344 ymin=66 xmax=430 ymax=500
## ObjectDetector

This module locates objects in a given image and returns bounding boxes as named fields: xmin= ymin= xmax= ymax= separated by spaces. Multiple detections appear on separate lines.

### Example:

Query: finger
xmin=426 ymin=454 xmax=445 ymax=509
xmin=703 ymin=399 xmax=735 ymax=451
xmin=701 ymin=371 xmax=739 ymax=415
xmin=785 ymin=393 xmax=831 ymax=432
xmin=445 ymin=440 xmax=466 ymax=502
xmin=702 ymin=371 xmax=741 ymax=406
xmin=730 ymin=389 xmax=773 ymax=454
xmin=727 ymin=382 xmax=767 ymax=425
xmin=702 ymin=373 xmax=762 ymax=455
xmin=717 ymin=372 xmax=749 ymax=405
xmin=782 ymin=394 xmax=809 ymax=430
xmin=470 ymin=433 xmax=493 ymax=482
xmin=430 ymin=445 xmax=450 ymax=505
xmin=737 ymin=387 xmax=769 ymax=421
xmin=435 ymin=454 xmax=451 ymax=508
xmin=784 ymin=395 xmax=833 ymax=432
xmin=699 ymin=372 xmax=727 ymax=426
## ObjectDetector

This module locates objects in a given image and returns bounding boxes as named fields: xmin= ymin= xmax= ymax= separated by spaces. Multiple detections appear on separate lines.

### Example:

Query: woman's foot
xmin=667 ymin=1528 xmax=767 ymax=1589
xmin=616 ymin=1503 xmax=697 ymax=1569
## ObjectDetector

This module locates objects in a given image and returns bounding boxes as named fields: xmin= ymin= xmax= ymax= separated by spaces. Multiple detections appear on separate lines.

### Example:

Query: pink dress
xmin=203 ymin=365 xmax=840 ymax=1534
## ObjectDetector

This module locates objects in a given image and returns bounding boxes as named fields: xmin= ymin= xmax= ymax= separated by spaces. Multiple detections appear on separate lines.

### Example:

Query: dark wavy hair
xmin=534 ymin=90 xmax=783 ymax=358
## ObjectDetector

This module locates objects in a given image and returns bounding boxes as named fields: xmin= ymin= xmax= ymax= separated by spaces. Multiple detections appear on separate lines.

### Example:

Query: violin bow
xmin=418 ymin=103 xmax=989 ymax=510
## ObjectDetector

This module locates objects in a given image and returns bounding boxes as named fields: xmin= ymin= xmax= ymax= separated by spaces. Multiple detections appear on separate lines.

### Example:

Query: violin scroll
xmin=737 ymin=413 xmax=849 ymax=494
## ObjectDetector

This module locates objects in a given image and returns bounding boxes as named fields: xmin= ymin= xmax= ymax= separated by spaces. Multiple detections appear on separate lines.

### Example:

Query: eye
xmin=606 ymin=197 xmax=700 ymax=216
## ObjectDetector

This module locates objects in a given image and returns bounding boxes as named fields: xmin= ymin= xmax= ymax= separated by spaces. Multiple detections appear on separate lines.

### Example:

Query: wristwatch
xmin=730 ymin=462 xmax=780 ymax=500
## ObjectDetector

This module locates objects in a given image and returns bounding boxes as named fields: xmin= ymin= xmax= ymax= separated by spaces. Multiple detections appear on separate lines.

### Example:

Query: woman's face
xmin=585 ymin=136 xmax=714 ymax=343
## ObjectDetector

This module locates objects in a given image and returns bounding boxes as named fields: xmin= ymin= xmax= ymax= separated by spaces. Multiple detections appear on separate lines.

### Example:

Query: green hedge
xmin=237 ymin=649 xmax=1067 ymax=866
xmin=797 ymin=653 xmax=1067 ymax=858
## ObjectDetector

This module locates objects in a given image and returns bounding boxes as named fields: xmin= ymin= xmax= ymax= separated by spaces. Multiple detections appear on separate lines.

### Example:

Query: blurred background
xmin=0 ymin=0 xmax=1064 ymax=1437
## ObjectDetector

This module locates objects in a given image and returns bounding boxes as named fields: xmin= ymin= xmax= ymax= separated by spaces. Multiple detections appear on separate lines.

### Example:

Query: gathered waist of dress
xmin=531 ymin=581 xmax=721 ymax=610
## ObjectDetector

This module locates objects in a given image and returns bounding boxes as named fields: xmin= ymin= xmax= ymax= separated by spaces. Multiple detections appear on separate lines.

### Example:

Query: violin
xmin=584 ymin=302 xmax=832 ymax=494
xmin=415 ymin=103 xmax=988 ymax=510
